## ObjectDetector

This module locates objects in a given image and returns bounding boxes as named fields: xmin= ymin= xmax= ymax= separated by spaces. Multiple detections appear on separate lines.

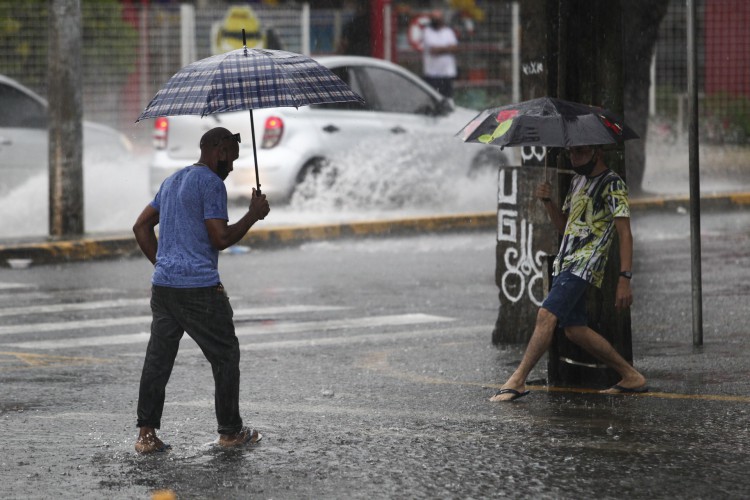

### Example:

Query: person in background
xmin=421 ymin=9 xmax=458 ymax=99
xmin=132 ymin=127 xmax=270 ymax=453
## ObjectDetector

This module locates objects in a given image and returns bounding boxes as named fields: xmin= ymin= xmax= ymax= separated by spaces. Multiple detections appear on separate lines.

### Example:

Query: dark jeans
xmin=423 ymin=76 xmax=455 ymax=98
xmin=137 ymin=284 xmax=243 ymax=435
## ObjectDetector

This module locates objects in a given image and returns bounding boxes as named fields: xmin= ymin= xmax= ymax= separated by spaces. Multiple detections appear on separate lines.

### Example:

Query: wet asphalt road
xmin=1 ymin=208 xmax=749 ymax=499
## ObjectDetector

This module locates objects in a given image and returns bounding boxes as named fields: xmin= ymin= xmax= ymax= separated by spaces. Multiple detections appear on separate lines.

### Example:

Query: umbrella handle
xmin=249 ymin=109 xmax=261 ymax=195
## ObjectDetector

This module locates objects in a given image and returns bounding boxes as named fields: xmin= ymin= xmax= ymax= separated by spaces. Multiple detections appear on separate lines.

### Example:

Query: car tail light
xmin=153 ymin=117 xmax=168 ymax=149
xmin=261 ymin=116 xmax=283 ymax=148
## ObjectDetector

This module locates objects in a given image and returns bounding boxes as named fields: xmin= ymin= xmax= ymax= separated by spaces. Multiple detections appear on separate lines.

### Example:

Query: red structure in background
xmin=121 ymin=0 xmax=149 ymax=131
xmin=370 ymin=0 xmax=397 ymax=61
xmin=704 ymin=0 xmax=750 ymax=97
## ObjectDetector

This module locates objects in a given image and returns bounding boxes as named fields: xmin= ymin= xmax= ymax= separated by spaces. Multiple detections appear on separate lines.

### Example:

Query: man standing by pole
xmin=490 ymin=145 xmax=647 ymax=401
xmin=132 ymin=127 xmax=270 ymax=452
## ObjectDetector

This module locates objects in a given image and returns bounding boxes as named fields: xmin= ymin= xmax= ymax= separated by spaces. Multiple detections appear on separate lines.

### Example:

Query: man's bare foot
xmin=218 ymin=427 xmax=262 ymax=448
xmin=135 ymin=429 xmax=171 ymax=454
xmin=489 ymin=386 xmax=530 ymax=402
xmin=600 ymin=373 xmax=648 ymax=394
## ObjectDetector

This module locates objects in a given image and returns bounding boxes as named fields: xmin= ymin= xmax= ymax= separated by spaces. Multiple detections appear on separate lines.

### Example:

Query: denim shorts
xmin=541 ymin=271 xmax=590 ymax=328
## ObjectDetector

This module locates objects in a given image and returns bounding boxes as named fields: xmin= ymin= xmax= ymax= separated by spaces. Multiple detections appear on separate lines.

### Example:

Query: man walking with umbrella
xmin=132 ymin=127 xmax=270 ymax=452
xmin=490 ymin=144 xmax=647 ymax=401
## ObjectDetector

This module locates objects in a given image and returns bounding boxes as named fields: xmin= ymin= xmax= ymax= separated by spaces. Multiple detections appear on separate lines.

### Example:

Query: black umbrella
xmin=457 ymin=97 xmax=639 ymax=150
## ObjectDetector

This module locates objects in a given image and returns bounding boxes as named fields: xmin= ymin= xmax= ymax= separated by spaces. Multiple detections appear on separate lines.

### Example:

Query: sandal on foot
xmin=490 ymin=388 xmax=530 ymax=402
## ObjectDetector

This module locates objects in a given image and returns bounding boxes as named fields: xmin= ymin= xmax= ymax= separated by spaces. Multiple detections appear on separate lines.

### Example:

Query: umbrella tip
xmin=242 ymin=28 xmax=247 ymax=48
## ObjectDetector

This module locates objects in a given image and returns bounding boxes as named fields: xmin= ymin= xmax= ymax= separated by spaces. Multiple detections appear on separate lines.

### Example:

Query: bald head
xmin=197 ymin=127 xmax=240 ymax=181
xmin=200 ymin=127 xmax=233 ymax=153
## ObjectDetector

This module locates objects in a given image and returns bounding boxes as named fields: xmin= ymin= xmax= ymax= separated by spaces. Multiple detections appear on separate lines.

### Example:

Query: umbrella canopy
xmin=136 ymin=47 xmax=364 ymax=121
xmin=136 ymin=40 xmax=364 ymax=193
xmin=457 ymin=97 xmax=638 ymax=149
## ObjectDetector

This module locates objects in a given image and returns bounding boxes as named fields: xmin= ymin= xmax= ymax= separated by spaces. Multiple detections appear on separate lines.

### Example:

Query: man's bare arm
xmin=205 ymin=189 xmax=270 ymax=251
xmin=133 ymin=204 xmax=160 ymax=265
xmin=614 ymin=216 xmax=633 ymax=309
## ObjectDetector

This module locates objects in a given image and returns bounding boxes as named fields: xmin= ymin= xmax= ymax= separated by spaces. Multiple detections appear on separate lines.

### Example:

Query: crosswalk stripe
xmin=204 ymin=324 xmax=484 ymax=352
xmin=0 ymin=316 xmax=148 ymax=336
xmin=0 ymin=283 xmax=34 ymax=290
xmin=0 ymin=304 xmax=348 ymax=336
xmin=2 ymin=313 xmax=453 ymax=350
xmin=0 ymin=298 xmax=148 ymax=317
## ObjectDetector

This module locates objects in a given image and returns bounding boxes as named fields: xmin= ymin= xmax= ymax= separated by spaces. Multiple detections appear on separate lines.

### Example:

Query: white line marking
xmin=0 ymin=283 xmax=35 ymax=290
xmin=2 ymin=314 xmax=453 ymax=350
xmin=234 ymin=313 xmax=451 ymax=335
xmin=233 ymin=324 xmax=483 ymax=351
xmin=0 ymin=316 xmax=149 ymax=335
xmin=0 ymin=304 xmax=349 ymax=336
xmin=0 ymin=298 xmax=148 ymax=317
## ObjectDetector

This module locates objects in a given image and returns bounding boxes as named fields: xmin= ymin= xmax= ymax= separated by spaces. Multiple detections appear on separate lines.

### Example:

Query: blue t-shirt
xmin=150 ymin=166 xmax=228 ymax=287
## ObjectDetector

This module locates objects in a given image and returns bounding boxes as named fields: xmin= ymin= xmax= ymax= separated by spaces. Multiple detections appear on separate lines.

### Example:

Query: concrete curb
xmin=0 ymin=212 xmax=496 ymax=267
xmin=1 ymin=192 xmax=747 ymax=267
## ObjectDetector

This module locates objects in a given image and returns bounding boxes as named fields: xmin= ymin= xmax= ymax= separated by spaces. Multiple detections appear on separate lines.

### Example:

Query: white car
xmin=147 ymin=56 xmax=514 ymax=202
xmin=0 ymin=74 xmax=133 ymax=195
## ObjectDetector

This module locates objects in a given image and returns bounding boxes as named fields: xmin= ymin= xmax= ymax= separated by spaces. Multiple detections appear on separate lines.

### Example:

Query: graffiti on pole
xmin=497 ymin=168 xmax=546 ymax=306
xmin=521 ymin=146 xmax=546 ymax=165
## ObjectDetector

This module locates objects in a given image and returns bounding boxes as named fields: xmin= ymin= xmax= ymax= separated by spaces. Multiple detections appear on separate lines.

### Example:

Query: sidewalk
xmin=1 ymin=187 xmax=748 ymax=266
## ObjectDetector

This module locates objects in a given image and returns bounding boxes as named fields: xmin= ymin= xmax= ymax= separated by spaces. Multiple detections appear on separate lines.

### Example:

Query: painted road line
xmin=1 ymin=313 xmax=454 ymax=350
xmin=0 ymin=351 xmax=109 ymax=370
xmin=3 ymin=332 xmax=152 ymax=350
xmin=0 ymin=305 xmax=350 ymax=336
xmin=232 ymin=324 xmax=483 ymax=352
xmin=0 ymin=282 xmax=35 ymax=290
xmin=0 ymin=298 xmax=148 ymax=317
xmin=359 ymin=347 xmax=750 ymax=405
xmin=0 ymin=315 xmax=149 ymax=336
xmin=234 ymin=313 xmax=452 ymax=336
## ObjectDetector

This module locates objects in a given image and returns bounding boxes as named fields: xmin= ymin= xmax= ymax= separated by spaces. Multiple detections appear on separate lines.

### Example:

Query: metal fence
xmin=654 ymin=0 xmax=749 ymax=144
xmin=0 ymin=0 xmax=746 ymax=146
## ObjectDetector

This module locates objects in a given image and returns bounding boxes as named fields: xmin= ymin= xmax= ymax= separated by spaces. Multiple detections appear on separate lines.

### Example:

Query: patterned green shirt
xmin=553 ymin=169 xmax=630 ymax=288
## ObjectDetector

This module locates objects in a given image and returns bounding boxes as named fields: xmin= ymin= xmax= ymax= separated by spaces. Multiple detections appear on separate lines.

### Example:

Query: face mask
xmin=567 ymin=151 xmax=597 ymax=176
xmin=216 ymin=160 xmax=230 ymax=180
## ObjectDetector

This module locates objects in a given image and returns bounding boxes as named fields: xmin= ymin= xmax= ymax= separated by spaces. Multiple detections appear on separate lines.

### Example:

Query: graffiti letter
xmin=497 ymin=168 xmax=518 ymax=205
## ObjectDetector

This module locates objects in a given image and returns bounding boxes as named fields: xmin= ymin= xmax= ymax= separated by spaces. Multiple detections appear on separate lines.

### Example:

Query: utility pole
xmin=48 ymin=0 xmax=84 ymax=237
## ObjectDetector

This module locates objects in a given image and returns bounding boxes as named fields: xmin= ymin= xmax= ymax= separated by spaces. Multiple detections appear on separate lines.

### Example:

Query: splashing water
xmin=289 ymin=133 xmax=499 ymax=214
xmin=0 ymin=153 xmax=151 ymax=239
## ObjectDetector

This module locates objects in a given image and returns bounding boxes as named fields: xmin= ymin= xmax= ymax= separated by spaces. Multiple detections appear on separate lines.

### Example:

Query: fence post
xmin=301 ymin=3 xmax=311 ymax=56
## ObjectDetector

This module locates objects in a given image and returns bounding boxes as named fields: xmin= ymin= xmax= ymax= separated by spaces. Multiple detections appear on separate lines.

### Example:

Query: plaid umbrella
xmin=137 ymin=35 xmax=364 ymax=193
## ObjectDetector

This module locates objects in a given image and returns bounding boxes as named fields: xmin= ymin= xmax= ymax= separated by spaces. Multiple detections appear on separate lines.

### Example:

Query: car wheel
xmin=292 ymin=158 xmax=337 ymax=201
xmin=467 ymin=148 xmax=508 ymax=178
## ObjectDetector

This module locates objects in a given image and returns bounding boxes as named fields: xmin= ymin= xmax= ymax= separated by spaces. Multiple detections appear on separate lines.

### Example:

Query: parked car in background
xmin=147 ymin=56 xmax=516 ymax=203
xmin=0 ymin=74 xmax=133 ymax=195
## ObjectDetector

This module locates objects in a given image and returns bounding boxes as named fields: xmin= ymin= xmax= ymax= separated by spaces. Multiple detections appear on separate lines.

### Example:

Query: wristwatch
xmin=619 ymin=271 xmax=632 ymax=279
